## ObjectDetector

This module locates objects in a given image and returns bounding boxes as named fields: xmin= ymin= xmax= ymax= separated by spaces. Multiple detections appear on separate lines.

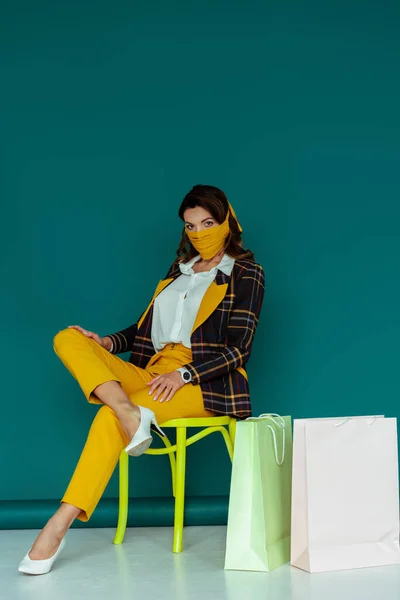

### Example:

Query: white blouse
xmin=151 ymin=254 xmax=235 ymax=352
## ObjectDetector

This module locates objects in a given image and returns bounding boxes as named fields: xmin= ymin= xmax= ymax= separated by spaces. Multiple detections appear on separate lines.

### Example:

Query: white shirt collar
xmin=179 ymin=254 xmax=235 ymax=277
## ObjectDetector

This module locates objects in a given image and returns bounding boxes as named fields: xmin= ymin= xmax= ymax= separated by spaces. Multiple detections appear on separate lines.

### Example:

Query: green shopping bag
xmin=224 ymin=414 xmax=292 ymax=572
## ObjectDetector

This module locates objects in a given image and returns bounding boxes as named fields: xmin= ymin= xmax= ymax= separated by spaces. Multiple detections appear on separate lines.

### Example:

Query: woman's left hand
xmin=147 ymin=372 xmax=185 ymax=403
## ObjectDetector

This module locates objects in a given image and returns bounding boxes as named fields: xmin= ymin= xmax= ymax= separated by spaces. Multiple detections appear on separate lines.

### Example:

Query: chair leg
xmin=162 ymin=435 xmax=177 ymax=497
xmin=113 ymin=451 xmax=129 ymax=545
xmin=173 ymin=426 xmax=187 ymax=553
xmin=219 ymin=427 xmax=234 ymax=461
xmin=229 ymin=418 xmax=237 ymax=450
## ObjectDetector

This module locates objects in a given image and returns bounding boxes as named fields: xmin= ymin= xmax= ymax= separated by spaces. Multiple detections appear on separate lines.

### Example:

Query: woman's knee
xmin=53 ymin=328 xmax=83 ymax=355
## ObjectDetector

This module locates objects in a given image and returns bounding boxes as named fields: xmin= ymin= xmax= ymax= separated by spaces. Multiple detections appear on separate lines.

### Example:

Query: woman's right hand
xmin=68 ymin=325 xmax=112 ymax=351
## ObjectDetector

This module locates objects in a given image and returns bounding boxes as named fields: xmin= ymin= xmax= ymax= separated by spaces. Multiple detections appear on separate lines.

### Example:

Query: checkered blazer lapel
xmin=137 ymin=261 xmax=231 ymax=338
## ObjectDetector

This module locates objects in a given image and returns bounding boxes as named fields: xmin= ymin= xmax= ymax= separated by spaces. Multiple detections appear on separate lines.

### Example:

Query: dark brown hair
xmin=176 ymin=184 xmax=255 ymax=263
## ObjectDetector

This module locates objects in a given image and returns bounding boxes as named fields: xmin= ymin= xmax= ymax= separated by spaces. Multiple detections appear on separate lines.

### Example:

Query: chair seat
xmin=160 ymin=416 xmax=232 ymax=428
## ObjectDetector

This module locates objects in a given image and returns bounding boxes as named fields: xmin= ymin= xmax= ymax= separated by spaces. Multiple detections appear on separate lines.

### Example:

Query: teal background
xmin=1 ymin=1 xmax=400 ymax=526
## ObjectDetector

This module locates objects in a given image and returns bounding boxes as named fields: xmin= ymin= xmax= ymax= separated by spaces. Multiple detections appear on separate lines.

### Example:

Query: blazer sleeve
xmin=106 ymin=323 xmax=138 ymax=355
xmin=185 ymin=263 xmax=265 ymax=384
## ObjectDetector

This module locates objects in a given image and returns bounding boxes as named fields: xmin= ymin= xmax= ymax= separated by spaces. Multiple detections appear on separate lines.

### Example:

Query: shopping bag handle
xmin=246 ymin=414 xmax=286 ymax=466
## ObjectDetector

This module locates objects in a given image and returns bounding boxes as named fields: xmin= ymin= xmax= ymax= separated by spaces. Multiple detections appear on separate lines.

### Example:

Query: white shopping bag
xmin=291 ymin=416 xmax=400 ymax=573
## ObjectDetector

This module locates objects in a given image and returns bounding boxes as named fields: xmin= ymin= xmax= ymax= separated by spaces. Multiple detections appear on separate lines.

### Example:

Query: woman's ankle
xmin=118 ymin=406 xmax=141 ymax=439
xmin=47 ymin=504 xmax=80 ymax=536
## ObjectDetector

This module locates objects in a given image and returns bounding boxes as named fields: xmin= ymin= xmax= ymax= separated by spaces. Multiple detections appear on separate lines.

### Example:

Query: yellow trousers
xmin=54 ymin=328 xmax=212 ymax=521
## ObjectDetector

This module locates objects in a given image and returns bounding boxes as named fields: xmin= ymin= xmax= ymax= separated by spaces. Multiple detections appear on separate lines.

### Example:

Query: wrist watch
xmin=177 ymin=367 xmax=192 ymax=384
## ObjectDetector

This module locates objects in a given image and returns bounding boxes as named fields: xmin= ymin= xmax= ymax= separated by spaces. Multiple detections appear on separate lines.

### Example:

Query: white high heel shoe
xmin=125 ymin=406 xmax=164 ymax=456
xmin=18 ymin=538 xmax=66 ymax=575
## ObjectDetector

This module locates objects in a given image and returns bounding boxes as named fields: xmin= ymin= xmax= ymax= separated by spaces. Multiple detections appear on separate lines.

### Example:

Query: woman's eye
xmin=185 ymin=224 xmax=193 ymax=231
xmin=205 ymin=221 xmax=214 ymax=227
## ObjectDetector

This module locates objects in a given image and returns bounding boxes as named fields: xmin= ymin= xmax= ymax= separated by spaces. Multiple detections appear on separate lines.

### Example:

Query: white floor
xmin=2 ymin=526 xmax=400 ymax=600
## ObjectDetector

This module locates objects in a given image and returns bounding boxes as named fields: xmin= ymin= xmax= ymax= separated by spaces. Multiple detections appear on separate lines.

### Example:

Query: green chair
xmin=113 ymin=416 xmax=236 ymax=553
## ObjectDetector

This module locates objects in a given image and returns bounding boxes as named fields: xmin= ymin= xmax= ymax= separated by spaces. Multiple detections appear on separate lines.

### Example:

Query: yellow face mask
xmin=186 ymin=202 xmax=242 ymax=260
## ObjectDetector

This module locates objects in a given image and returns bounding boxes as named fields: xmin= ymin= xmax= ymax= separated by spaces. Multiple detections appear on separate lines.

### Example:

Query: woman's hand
xmin=147 ymin=372 xmax=185 ymax=403
xmin=68 ymin=325 xmax=112 ymax=351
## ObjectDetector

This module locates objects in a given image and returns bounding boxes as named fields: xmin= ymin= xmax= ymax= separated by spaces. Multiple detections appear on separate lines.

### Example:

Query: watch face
xmin=183 ymin=371 xmax=191 ymax=381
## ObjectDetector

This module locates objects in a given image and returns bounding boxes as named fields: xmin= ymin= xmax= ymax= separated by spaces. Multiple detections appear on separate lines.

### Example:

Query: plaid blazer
xmin=108 ymin=258 xmax=265 ymax=418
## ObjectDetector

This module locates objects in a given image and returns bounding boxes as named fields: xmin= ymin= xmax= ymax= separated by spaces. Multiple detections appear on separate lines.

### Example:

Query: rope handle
xmin=245 ymin=413 xmax=286 ymax=466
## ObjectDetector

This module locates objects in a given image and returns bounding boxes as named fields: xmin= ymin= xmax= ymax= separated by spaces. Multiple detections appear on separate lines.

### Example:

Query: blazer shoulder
xmin=233 ymin=259 xmax=264 ymax=278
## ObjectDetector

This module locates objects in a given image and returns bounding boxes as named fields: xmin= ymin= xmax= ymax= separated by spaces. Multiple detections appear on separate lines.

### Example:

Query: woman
xmin=18 ymin=184 xmax=265 ymax=575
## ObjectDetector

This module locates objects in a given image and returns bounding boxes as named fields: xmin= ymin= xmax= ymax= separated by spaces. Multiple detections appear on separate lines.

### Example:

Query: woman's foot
xmin=29 ymin=515 xmax=67 ymax=560
xmin=118 ymin=404 xmax=141 ymax=441
xmin=18 ymin=538 xmax=66 ymax=575
xmin=28 ymin=503 xmax=80 ymax=561
xmin=125 ymin=406 xmax=164 ymax=457
xmin=19 ymin=503 xmax=80 ymax=574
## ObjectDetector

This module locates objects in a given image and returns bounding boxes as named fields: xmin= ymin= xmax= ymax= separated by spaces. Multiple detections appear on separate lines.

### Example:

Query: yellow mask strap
xmin=228 ymin=202 xmax=243 ymax=233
